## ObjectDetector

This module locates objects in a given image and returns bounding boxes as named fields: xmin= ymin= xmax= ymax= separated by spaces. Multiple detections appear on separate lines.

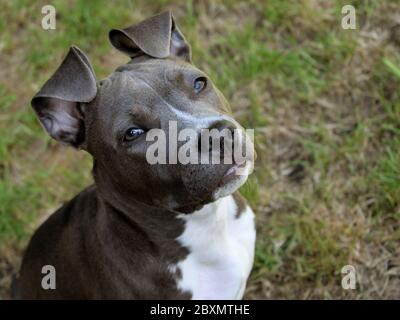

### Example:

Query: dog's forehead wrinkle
xmin=116 ymin=57 xmax=198 ymax=80
xmin=128 ymin=73 xmax=182 ymax=115
xmin=106 ymin=71 xmax=151 ymax=102
xmin=106 ymin=60 xmax=225 ymax=127
xmin=132 ymin=77 xmax=207 ymax=125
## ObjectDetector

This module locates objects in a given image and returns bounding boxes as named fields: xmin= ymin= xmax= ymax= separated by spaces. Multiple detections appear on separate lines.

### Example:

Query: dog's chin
xmin=211 ymin=161 xmax=252 ymax=201
xmin=175 ymin=161 xmax=253 ymax=214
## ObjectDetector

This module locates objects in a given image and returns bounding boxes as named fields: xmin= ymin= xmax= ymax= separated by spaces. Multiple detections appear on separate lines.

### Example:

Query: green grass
xmin=0 ymin=0 xmax=400 ymax=299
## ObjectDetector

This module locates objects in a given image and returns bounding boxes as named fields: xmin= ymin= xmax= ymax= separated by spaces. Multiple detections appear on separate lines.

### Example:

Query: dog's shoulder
xmin=61 ymin=185 xmax=98 ymax=224
xmin=22 ymin=186 xmax=98 ymax=263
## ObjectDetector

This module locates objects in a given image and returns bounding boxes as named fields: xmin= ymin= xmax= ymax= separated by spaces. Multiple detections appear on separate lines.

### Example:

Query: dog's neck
xmin=91 ymin=160 xmax=206 ymax=249
xmin=91 ymin=169 xmax=189 ymax=268
xmin=91 ymin=158 xmax=208 ymax=216
xmin=93 ymin=163 xmax=175 ymax=217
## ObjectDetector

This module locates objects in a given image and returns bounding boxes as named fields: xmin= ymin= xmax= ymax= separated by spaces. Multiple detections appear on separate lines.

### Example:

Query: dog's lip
xmin=219 ymin=160 xmax=248 ymax=186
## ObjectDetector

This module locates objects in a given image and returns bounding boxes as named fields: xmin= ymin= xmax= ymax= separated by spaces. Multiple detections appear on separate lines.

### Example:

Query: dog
xmin=15 ymin=11 xmax=256 ymax=300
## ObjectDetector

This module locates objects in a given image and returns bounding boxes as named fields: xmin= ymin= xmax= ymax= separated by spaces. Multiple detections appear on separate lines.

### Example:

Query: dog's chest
xmin=172 ymin=195 xmax=256 ymax=300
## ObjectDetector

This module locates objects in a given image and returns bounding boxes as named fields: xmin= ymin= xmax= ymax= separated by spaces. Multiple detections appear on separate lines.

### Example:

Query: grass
xmin=1 ymin=0 xmax=400 ymax=299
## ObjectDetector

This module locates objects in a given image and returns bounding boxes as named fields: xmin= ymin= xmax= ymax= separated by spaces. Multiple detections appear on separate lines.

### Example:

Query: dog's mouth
xmin=175 ymin=161 xmax=252 ymax=214
xmin=218 ymin=160 xmax=251 ymax=187
xmin=210 ymin=160 xmax=253 ymax=201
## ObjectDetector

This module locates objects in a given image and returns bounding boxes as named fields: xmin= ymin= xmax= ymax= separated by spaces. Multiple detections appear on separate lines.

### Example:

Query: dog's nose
xmin=198 ymin=119 xmax=237 ymax=163
xmin=209 ymin=119 xmax=237 ymax=132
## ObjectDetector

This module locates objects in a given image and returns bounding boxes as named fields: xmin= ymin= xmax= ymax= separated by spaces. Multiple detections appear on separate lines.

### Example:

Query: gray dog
xmin=15 ymin=11 xmax=256 ymax=300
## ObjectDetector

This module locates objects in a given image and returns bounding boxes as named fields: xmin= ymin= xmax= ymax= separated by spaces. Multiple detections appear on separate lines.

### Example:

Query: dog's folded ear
xmin=31 ymin=46 xmax=97 ymax=148
xmin=109 ymin=11 xmax=191 ymax=62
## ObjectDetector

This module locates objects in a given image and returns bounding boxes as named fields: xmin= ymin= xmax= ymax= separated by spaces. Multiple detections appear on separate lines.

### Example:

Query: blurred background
xmin=0 ymin=0 xmax=399 ymax=299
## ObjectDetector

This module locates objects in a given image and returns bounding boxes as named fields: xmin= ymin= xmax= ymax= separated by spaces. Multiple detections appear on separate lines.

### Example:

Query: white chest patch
xmin=172 ymin=195 xmax=256 ymax=300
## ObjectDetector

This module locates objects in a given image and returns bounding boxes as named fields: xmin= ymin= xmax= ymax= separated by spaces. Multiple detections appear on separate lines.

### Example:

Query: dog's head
xmin=31 ymin=11 xmax=254 ymax=212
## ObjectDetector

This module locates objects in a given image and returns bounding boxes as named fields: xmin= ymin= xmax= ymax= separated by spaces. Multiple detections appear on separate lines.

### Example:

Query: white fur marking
xmin=173 ymin=195 xmax=255 ymax=300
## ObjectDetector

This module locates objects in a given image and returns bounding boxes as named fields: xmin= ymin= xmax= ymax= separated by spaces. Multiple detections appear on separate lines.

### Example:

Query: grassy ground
xmin=0 ymin=0 xmax=399 ymax=299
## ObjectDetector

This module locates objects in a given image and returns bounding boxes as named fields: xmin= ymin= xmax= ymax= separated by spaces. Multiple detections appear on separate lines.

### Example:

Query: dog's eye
xmin=193 ymin=77 xmax=207 ymax=93
xmin=124 ymin=127 xmax=145 ymax=141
